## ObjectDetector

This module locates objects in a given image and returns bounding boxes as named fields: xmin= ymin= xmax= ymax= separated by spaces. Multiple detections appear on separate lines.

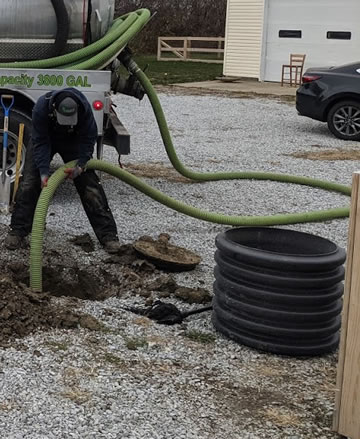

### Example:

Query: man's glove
xmin=64 ymin=166 xmax=83 ymax=180
xmin=40 ymin=175 xmax=49 ymax=188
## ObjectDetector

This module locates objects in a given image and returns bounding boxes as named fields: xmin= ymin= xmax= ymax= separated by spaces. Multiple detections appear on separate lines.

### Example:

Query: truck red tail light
xmin=93 ymin=100 xmax=104 ymax=110
xmin=302 ymin=75 xmax=322 ymax=84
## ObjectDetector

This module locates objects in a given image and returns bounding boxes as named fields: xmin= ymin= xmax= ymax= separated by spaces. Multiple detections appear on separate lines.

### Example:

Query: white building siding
xmin=223 ymin=0 xmax=265 ymax=78
xmin=225 ymin=0 xmax=360 ymax=82
xmin=263 ymin=0 xmax=360 ymax=82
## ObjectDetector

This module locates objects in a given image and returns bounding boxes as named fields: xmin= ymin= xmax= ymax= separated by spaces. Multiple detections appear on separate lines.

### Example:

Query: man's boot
xmin=103 ymin=240 xmax=121 ymax=254
xmin=5 ymin=232 xmax=24 ymax=250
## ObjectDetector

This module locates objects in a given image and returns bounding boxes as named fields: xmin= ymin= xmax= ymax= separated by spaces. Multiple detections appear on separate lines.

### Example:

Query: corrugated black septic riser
xmin=213 ymin=227 xmax=346 ymax=356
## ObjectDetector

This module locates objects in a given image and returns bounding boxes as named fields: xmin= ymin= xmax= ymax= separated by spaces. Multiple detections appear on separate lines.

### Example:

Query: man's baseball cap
xmin=54 ymin=96 xmax=78 ymax=126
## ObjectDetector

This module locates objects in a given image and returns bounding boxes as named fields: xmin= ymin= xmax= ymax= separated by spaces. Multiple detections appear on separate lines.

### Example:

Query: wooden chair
xmin=281 ymin=54 xmax=306 ymax=87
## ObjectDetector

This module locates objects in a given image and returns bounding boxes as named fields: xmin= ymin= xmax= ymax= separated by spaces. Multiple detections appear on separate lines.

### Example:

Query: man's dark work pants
xmin=10 ymin=140 xmax=118 ymax=244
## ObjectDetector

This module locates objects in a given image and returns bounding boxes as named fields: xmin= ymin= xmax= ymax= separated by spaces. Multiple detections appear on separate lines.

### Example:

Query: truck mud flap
xmin=103 ymin=108 xmax=130 ymax=155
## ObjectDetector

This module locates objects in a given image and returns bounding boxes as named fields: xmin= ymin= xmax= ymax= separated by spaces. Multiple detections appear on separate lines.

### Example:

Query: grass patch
xmin=264 ymin=407 xmax=301 ymax=427
xmin=103 ymin=352 xmax=126 ymax=366
xmin=0 ymin=401 xmax=19 ymax=411
xmin=285 ymin=148 xmax=360 ymax=161
xmin=124 ymin=162 xmax=194 ymax=183
xmin=96 ymin=323 xmax=114 ymax=334
xmin=125 ymin=336 xmax=148 ymax=350
xmin=120 ymin=55 xmax=223 ymax=85
xmin=45 ymin=341 xmax=69 ymax=352
xmin=61 ymin=388 xmax=92 ymax=404
xmin=184 ymin=330 xmax=216 ymax=344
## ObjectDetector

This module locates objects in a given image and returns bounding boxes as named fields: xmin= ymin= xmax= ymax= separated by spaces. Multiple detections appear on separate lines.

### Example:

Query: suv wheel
xmin=327 ymin=100 xmax=360 ymax=140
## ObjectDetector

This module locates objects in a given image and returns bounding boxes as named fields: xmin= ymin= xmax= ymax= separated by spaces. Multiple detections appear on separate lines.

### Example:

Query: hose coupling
xmin=111 ymin=72 xmax=145 ymax=100
xmin=118 ymin=47 xmax=140 ymax=75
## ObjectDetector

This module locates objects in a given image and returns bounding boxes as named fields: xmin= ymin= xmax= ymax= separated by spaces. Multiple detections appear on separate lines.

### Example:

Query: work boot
xmin=5 ymin=233 xmax=24 ymax=250
xmin=103 ymin=240 xmax=121 ymax=254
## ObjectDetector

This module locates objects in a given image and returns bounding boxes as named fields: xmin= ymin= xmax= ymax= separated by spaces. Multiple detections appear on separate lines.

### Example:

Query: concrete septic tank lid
xmin=133 ymin=233 xmax=201 ymax=272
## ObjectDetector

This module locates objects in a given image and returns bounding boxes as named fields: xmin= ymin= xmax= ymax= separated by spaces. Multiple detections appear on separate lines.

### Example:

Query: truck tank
xmin=0 ymin=0 xmax=115 ymax=61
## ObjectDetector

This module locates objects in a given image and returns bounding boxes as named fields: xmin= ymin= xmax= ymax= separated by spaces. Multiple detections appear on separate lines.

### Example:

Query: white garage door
xmin=263 ymin=0 xmax=360 ymax=82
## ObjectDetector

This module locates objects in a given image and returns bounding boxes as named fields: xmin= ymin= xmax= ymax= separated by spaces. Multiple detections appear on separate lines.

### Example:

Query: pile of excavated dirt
xmin=0 ymin=267 xmax=101 ymax=348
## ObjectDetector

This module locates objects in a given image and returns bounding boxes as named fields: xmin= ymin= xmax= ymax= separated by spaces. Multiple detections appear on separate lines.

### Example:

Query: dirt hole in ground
xmin=0 ymin=266 xmax=102 ymax=348
xmin=0 ymin=234 xmax=209 ymax=346
xmin=285 ymin=148 xmax=360 ymax=161
xmin=8 ymin=262 xmax=108 ymax=301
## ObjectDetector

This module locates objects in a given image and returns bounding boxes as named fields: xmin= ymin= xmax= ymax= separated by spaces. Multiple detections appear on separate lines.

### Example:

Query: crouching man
xmin=5 ymin=87 xmax=121 ymax=254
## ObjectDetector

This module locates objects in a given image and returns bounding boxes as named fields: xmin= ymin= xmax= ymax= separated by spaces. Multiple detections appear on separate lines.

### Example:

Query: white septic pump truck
xmin=0 ymin=0 xmax=141 ymax=211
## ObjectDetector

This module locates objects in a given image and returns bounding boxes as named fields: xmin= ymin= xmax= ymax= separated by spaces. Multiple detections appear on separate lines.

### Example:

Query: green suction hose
xmin=130 ymin=62 xmax=351 ymax=195
xmin=30 ymin=160 xmax=350 ymax=291
xmin=0 ymin=9 xmax=151 ymax=70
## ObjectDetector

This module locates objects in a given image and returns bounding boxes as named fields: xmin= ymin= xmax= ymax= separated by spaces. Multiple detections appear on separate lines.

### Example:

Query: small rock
xmin=69 ymin=233 xmax=95 ymax=253
xmin=139 ymin=289 xmax=152 ymax=298
xmin=145 ymin=297 xmax=154 ymax=306
xmin=147 ymin=275 xmax=178 ymax=293
xmin=157 ymin=290 xmax=171 ymax=298
xmin=175 ymin=287 xmax=212 ymax=304
xmin=79 ymin=314 xmax=102 ymax=331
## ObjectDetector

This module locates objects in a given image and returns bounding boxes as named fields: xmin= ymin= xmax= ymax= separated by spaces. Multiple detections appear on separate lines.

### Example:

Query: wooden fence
xmin=157 ymin=37 xmax=224 ymax=64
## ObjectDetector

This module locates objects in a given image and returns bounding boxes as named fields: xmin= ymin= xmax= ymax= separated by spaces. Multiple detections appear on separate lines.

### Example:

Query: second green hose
xmin=30 ymin=158 xmax=351 ymax=291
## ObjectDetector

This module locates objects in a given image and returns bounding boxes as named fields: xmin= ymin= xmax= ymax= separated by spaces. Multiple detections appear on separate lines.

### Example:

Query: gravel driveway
xmin=0 ymin=88 xmax=354 ymax=439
